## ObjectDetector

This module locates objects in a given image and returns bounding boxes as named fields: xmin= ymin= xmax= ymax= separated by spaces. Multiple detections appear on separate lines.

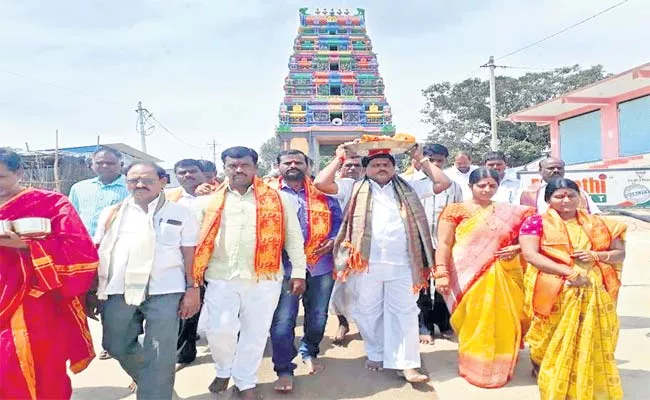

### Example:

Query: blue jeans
xmin=270 ymin=271 xmax=335 ymax=377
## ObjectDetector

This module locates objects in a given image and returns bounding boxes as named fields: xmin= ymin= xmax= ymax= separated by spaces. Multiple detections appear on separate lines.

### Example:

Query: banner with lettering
xmin=518 ymin=168 xmax=650 ymax=208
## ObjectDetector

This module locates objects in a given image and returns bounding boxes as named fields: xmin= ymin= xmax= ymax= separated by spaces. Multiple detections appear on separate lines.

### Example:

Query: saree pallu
xmin=441 ymin=202 xmax=534 ymax=388
xmin=524 ymin=211 xmax=626 ymax=400
xmin=0 ymin=189 xmax=99 ymax=400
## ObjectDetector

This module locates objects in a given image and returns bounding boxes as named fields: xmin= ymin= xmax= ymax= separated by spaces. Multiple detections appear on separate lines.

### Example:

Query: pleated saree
xmin=439 ymin=202 xmax=534 ymax=388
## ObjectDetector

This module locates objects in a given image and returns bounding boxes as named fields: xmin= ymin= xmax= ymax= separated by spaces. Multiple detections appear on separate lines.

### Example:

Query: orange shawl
xmin=192 ymin=177 xmax=285 ymax=283
xmin=267 ymin=177 xmax=332 ymax=266
xmin=165 ymin=187 xmax=184 ymax=203
xmin=532 ymin=208 xmax=626 ymax=316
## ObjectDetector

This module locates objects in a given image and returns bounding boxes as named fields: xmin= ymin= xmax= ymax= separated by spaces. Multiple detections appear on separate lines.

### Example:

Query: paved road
xmin=71 ymin=216 xmax=650 ymax=399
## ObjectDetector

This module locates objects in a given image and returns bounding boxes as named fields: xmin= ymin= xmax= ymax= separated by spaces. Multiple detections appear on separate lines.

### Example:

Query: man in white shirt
xmin=401 ymin=143 xmax=458 ymax=344
xmin=95 ymin=161 xmax=201 ymax=399
xmin=166 ymin=158 xmax=207 ymax=205
xmin=444 ymin=151 xmax=479 ymax=200
xmin=166 ymin=158 xmax=210 ymax=369
xmin=484 ymin=151 xmax=521 ymax=204
xmin=520 ymin=157 xmax=601 ymax=214
xmin=315 ymin=144 xmax=450 ymax=384
xmin=330 ymin=154 xmax=365 ymax=345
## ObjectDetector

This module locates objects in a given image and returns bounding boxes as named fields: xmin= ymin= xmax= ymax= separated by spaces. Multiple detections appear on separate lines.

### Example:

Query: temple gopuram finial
xmin=277 ymin=8 xmax=394 ymax=172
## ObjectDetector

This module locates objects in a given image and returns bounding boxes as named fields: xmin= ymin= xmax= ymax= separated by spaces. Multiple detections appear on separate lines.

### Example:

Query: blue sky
xmin=1 ymin=0 xmax=648 ymax=167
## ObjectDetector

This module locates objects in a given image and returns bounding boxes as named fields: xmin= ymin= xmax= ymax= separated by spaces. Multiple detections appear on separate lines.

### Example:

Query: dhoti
xmin=351 ymin=262 xmax=420 ymax=370
xmin=328 ymin=280 xmax=356 ymax=321
xmin=199 ymin=279 xmax=282 ymax=391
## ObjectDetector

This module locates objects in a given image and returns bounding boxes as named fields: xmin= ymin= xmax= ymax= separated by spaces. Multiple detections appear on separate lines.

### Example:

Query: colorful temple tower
xmin=277 ymin=7 xmax=395 ymax=169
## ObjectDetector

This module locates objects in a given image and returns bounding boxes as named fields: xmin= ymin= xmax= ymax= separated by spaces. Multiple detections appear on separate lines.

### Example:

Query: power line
xmin=149 ymin=115 xmax=205 ymax=149
xmin=495 ymin=0 xmax=633 ymax=61
xmin=0 ymin=67 xmax=130 ymax=108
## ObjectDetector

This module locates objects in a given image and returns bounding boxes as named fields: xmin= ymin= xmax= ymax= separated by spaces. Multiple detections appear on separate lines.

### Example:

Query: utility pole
xmin=483 ymin=56 xmax=498 ymax=151
xmin=208 ymin=139 xmax=218 ymax=165
xmin=54 ymin=129 xmax=61 ymax=193
xmin=135 ymin=101 xmax=149 ymax=153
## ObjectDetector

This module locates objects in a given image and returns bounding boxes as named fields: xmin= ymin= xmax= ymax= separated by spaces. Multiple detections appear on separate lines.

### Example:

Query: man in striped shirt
xmin=68 ymin=146 xmax=129 ymax=361
xmin=69 ymin=147 xmax=130 ymax=238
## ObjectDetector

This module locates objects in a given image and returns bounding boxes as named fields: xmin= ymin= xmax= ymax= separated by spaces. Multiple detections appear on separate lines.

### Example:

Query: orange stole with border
xmin=267 ymin=177 xmax=332 ymax=266
xmin=192 ymin=177 xmax=285 ymax=283
xmin=532 ymin=209 xmax=623 ymax=316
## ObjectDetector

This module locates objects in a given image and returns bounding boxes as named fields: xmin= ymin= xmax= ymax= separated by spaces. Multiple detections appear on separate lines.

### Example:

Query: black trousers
xmin=417 ymin=287 xmax=452 ymax=335
xmin=176 ymin=287 xmax=205 ymax=364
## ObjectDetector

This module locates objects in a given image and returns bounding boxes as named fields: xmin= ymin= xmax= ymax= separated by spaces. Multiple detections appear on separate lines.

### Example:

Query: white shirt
xmin=492 ymin=175 xmax=522 ymax=204
xmin=401 ymin=170 xmax=463 ymax=248
xmin=334 ymin=177 xmax=432 ymax=266
xmin=444 ymin=165 xmax=479 ymax=200
xmin=94 ymin=197 xmax=200 ymax=296
xmin=174 ymin=188 xmax=198 ymax=208
xmin=535 ymin=183 xmax=601 ymax=214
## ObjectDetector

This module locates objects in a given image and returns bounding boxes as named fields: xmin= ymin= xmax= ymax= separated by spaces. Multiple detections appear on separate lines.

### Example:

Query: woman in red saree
xmin=435 ymin=167 xmax=535 ymax=388
xmin=0 ymin=148 xmax=99 ymax=400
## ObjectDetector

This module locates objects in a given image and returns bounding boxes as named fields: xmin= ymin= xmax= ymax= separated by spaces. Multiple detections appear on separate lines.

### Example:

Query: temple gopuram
xmin=276 ymin=7 xmax=395 ymax=169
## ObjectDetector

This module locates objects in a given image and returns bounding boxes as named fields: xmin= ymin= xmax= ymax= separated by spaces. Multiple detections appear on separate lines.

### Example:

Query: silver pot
xmin=12 ymin=218 xmax=52 ymax=238
xmin=0 ymin=220 xmax=12 ymax=238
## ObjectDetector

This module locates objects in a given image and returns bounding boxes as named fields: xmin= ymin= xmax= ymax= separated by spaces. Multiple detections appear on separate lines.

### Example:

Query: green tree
xmin=421 ymin=65 xmax=609 ymax=166
xmin=258 ymin=136 xmax=281 ymax=176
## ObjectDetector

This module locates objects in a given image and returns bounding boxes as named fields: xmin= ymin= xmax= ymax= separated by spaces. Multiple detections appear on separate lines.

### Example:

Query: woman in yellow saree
xmin=435 ymin=167 xmax=535 ymax=388
xmin=519 ymin=178 xmax=626 ymax=400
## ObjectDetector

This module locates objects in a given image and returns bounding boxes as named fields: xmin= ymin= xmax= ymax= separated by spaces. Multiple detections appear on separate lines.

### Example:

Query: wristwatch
xmin=186 ymin=282 xmax=200 ymax=289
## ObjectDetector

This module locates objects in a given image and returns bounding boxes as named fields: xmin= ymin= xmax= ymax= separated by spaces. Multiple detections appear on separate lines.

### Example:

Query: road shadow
xmin=619 ymin=315 xmax=650 ymax=330
xmin=620 ymin=368 xmax=650 ymax=399
xmin=72 ymin=386 xmax=132 ymax=399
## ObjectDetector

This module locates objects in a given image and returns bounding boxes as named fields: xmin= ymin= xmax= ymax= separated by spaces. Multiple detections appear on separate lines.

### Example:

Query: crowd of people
xmin=0 ymin=140 xmax=627 ymax=400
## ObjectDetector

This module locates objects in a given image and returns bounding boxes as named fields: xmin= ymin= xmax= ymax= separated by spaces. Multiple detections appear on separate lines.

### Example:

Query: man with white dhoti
xmin=329 ymin=154 xmax=364 ymax=344
xmin=314 ymin=143 xmax=450 ymax=383
xmin=193 ymin=146 xmax=307 ymax=400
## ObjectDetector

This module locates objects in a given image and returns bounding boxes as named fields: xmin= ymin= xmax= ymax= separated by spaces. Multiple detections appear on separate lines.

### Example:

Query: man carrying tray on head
xmin=314 ymin=135 xmax=451 ymax=383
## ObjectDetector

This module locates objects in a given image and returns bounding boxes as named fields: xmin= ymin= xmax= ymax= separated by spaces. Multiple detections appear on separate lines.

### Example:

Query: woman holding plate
xmin=0 ymin=148 xmax=99 ymax=400
xmin=435 ymin=167 xmax=535 ymax=388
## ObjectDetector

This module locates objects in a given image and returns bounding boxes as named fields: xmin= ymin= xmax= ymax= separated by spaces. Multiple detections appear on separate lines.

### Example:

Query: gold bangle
xmin=603 ymin=252 xmax=611 ymax=262
xmin=433 ymin=271 xmax=450 ymax=279
xmin=591 ymin=251 xmax=600 ymax=262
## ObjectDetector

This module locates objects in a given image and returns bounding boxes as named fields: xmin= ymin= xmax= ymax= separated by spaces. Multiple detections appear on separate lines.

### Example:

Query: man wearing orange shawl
xmin=193 ymin=147 xmax=307 ymax=400
xmin=0 ymin=148 xmax=98 ymax=400
xmin=266 ymin=150 xmax=342 ymax=393
xmin=520 ymin=178 xmax=626 ymax=400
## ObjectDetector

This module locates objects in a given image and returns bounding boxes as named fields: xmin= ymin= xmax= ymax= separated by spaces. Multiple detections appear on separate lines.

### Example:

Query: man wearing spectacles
xmin=94 ymin=161 xmax=201 ymax=399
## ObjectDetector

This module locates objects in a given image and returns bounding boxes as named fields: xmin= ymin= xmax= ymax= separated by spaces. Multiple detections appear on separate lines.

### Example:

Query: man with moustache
xmin=165 ymin=159 xmax=209 ymax=370
xmin=444 ymin=151 xmax=478 ymax=200
xmin=95 ymin=161 xmax=201 ymax=399
xmin=166 ymin=159 xmax=206 ymax=205
xmin=401 ymin=144 xmax=459 ymax=344
xmin=315 ymin=144 xmax=450 ymax=383
xmin=193 ymin=147 xmax=306 ymax=399
xmin=198 ymin=159 xmax=222 ymax=185
xmin=69 ymin=146 xmax=129 ymax=360
xmin=329 ymin=154 xmax=365 ymax=344
xmin=267 ymin=150 xmax=343 ymax=393
xmin=484 ymin=151 xmax=521 ymax=204
xmin=520 ymin=157 xmax=600 ymax=214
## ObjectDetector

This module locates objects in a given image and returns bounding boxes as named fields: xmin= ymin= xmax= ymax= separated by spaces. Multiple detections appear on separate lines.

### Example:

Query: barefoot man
xmin=329 ymin=154 xmax=364 ymax=345
xmin=267 ymin=150 xmax=343 ymax=393
xmin=314 ymin=142 xmax=450 ymax=383
xmin=193 ymin=147 xmax=307 ymax=400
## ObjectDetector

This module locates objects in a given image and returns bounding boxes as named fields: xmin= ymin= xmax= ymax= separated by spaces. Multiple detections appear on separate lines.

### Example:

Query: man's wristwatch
xmin=186 ymin=282 xmax=200 ymax=289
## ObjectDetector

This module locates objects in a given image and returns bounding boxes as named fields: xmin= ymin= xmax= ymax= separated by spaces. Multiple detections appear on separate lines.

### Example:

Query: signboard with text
xmin=518 ymin=168 xmax=650 ymax=208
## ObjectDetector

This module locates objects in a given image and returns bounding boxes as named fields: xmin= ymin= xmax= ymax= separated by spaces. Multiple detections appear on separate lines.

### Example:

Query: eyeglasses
xmin=126 ymin=178 xmax=159 ymax=185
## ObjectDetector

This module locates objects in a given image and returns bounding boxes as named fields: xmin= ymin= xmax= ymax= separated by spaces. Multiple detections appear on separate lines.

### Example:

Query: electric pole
xmin=136 ymin=101 xmax=149 ymax=153
xmin=208 ymin=139 xmax=218 ymax=165
xmin=482 ymin=56 xmax=498 ymax=151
